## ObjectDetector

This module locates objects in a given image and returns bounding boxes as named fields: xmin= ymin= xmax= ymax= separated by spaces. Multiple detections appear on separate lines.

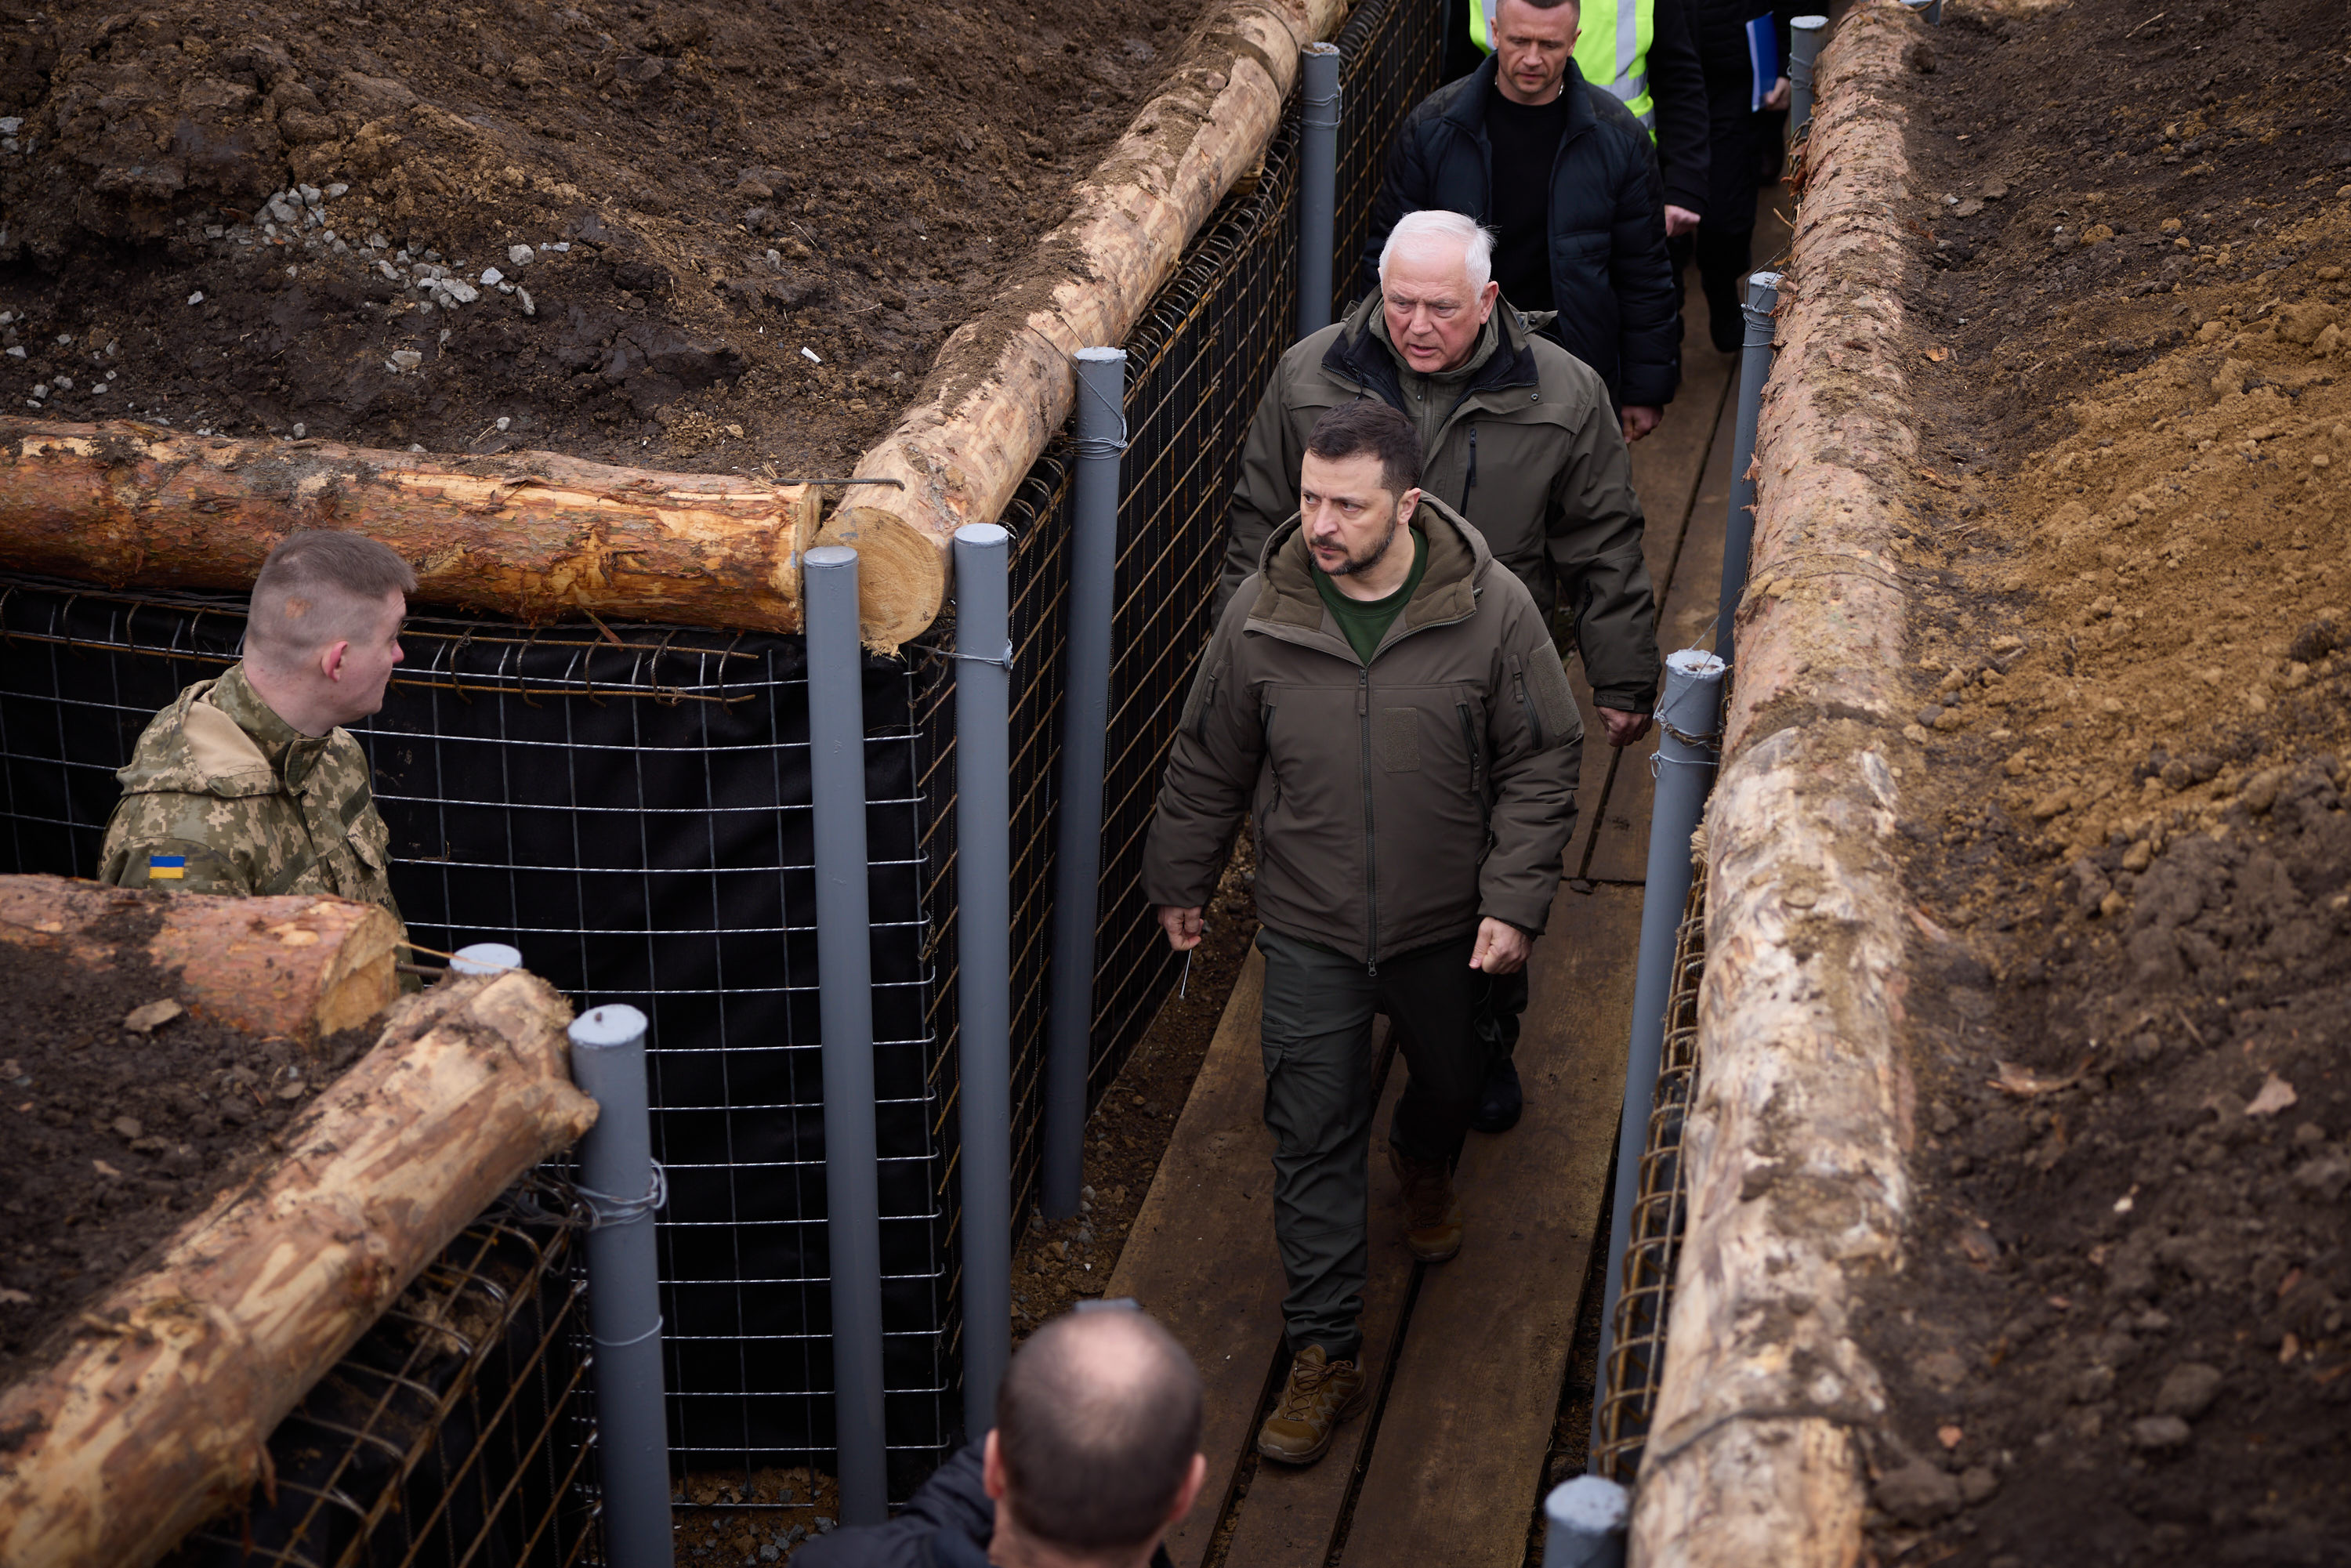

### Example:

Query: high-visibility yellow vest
xmin=1469 ymin=0 xmax=1657 ymax=132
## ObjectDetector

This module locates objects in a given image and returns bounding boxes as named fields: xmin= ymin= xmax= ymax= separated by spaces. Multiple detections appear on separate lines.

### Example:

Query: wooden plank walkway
xmin=1107 ymin=215 xmax=1785 ymax=1566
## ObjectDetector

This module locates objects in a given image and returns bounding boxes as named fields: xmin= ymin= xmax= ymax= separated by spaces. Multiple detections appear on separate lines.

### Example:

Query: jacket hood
xmin=115 ymin=667 xmax=329 ymax=799
xmin=1249 ymin=493 xmax=1494 ymax=641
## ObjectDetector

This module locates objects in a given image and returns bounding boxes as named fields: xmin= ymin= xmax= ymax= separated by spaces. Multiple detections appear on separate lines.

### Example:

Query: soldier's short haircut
xmin=248 ymin=532 xmax=418 ymax=663
xmin=996 ymin=1308 xmax=1202 ymax=1554
xmin=1378 ymin=208 xmax=1498 ymax=295
xmin=1306 ymin=400 xmax=1423 ymax=498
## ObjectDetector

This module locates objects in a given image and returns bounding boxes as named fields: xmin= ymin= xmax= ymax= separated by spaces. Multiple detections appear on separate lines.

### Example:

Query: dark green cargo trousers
xmin=1255 ymin=926 xmax=1486 ymax=1360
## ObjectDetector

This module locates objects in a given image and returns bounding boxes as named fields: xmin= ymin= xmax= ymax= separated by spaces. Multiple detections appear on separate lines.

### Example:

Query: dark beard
xmin=1323 ymin=516 xmax=1399 ymax=578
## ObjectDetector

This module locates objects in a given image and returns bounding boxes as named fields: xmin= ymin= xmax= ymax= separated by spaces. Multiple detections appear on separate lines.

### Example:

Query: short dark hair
xmin=248 ymin=532 xmax=418 ymax=662
xmin=996 ymin=1310 xmax=1203 ymax=1553
xmin=1306 ymin=400 xmax=1422 ymax=498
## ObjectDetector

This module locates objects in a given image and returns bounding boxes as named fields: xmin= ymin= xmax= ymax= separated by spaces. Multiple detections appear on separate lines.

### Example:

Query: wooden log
xmin=1628 ymin=5 xmax=1919 ymax=1564
xmin=0 ymin=969 xmax=598 ymax=1568
xmin=0 ymin=420 xmax=819 ymax=635
xmin=832 ymin=0 xmax=1350 ymax=650
xmin=0 ymin=876 xmax=400 ymax=1041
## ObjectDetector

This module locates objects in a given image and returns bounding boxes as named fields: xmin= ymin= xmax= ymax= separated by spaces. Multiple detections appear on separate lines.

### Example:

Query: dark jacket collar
xmin=1249 ymin=494 xmax=1491 ymax=641
xmin=1441 ymin=53 xmax=1599 ymax=145
xmin=1320 ymin=291 xmax=1545 ymax=411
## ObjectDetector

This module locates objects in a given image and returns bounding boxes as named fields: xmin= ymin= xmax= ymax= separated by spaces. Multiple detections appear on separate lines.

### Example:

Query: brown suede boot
xmin=1387 ymin=1143 xmax=1465 ymax=1262
xmin=1256 ymin=1344 xmax=1368 ymax=1465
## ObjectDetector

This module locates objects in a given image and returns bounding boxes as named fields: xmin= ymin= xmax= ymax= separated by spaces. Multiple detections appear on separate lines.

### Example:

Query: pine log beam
xmin=0 ymin=421 xmax=819 ymax=634
xmin=0 ymin=969 xmax=597 ymax=1568
xmin=831 ymin=0 xmax=1350 ymax=649
xmin=0 ymin=877 xmax=402 ymax=1041
xmin=1629 ymin=5 xmax=1918 ymax=1563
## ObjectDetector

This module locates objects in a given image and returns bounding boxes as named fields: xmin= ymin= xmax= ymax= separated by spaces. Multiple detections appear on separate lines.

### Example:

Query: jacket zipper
xmin=1359 ymin=664 xmax=1379 ymax=976
xmin=1515 ymin=660 xmax=1545 ymax=751
xmin=1462 ymin=425 xmax=1478 ymax=512
xmin=1458 ymin=702 xmax=1489 ymax=843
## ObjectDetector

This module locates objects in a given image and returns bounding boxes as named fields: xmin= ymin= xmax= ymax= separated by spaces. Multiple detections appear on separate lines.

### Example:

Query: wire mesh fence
xmin=906 ymin=0 xmax=1446 ymax=1258
xmin=1589 ymin=860 xmax=1710 ymax=1483
xmin=160 ymin=1178 xmax=602 ymax=1568
xmin=0 ymin=579 xmax=957 ymax=1501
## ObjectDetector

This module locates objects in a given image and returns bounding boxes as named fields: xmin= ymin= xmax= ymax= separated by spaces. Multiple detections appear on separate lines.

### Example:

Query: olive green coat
xmin=1147 ymin=498 xmax=1580 ymax=966
xmin=97 ymin=665 xmax=406 ymax=927
xmin=1218 ymin=293 xmax=1662 ymax=713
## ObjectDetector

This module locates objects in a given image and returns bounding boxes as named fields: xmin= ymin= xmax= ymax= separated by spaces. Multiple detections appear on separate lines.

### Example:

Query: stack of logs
xmin=0 ymin=879 xmax=598 ymax=1568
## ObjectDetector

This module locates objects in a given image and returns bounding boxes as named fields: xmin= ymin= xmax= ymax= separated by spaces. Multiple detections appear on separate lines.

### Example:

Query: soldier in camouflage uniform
xmin=98 ymin=532 xmax=415 ymax=931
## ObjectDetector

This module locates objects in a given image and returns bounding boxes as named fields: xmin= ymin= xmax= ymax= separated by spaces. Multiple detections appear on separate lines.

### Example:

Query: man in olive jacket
xmin=1145 ymin=402 xmax=1579 ymax=1468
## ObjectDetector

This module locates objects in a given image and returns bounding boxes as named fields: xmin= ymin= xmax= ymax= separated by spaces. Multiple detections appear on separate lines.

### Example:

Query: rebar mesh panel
xmin=0 ymin=580 xmax=953 ymax=1497
xmin=1332 ymin=0 xmax=1447 ymax=317
xmin=1590 ymin=861 xmax=1709 ymax=1482
xmin=161 ymin=1182 xmax=600 ymax=1568
xmin=907 ymin=0 xmax=1445 ymax=1251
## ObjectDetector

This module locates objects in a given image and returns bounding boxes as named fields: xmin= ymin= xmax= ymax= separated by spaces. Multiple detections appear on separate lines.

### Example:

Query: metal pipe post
xmin=1588 ymin=650 xmax=1726 ymax=1465
xmin=1042 ymin=347 xmax=1126 ymax=1220
xmin=1297 ymin=42 xmax=1343 ymax=339
xmin=569 ymin=1003 xmax=675 ymax=1568
xmin=952 ymin=523 xmax=1014 ymax=1436
xmin=1788 ymin=16 xmax=1828 ymax=138
xmin=1542 ymin=1476 xmax=1629 ymax=1568
xmin=451 ymin=942 xmax=522 ymax=976
xmin=1714 ymin=270 xmax=1784 ymax=667
xmin=805 ymin=545 xmax=888 ymax=1526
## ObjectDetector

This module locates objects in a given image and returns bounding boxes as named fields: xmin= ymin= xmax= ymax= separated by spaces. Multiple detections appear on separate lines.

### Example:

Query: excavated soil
xmin=0 ymin=897 xmax=374 ymax=1390
xmin=1847 ymin=0 xmax=2351 ymax=1563
xmin=0 ymin=0 xmax=1205 ymax=474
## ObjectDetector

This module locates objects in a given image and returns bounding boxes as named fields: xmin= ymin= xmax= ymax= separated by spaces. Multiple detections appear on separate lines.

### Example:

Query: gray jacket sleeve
xmin=1478 ymin=591 xmax=1582 ymax=935
xmin=1546 ymin=405 xmax=1662 ymax=714
xmin=1142 ymin=599 xmax=1265 ymax=911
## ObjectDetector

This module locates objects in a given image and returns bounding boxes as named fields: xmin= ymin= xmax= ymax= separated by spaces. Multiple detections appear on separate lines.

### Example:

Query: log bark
xmin=831 ymin=0 xmax=1351 ymax=649
xmin=0 ymin=421 xmax=820 ymax=634
xmin=0 ymin=969 xmax=597 ymax=1568
xmin=0 ymin=876 xmax=400 ymax=1041
xmin=1629 ymin=5 xmax=1919 ymax=1563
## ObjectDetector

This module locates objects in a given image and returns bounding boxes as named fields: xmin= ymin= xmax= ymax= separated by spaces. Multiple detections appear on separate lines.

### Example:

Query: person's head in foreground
xmin=1377 ymin=208 xmax=1502 ymax=377
xmin=986 ymin=1304 xmax=1207 ymax=1568
xmin=1299 ymin=400 xmax=1425 ymax=585
xmin=242 ymin=531 xmax=415 ymax=735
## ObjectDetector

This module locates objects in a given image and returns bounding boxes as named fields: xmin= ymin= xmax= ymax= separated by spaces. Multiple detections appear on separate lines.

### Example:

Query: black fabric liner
xmin=0 ymin=578 xmax=952 ymax=1490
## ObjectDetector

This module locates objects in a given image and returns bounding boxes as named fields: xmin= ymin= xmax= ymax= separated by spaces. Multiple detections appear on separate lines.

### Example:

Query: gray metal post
xmin=1588 ymin=650 xmax=1726 ymax=1468
xmin=451 ymin=942 xmax=521 ymax=975
xmin=952 ymin=523 xmax=1013 ymax=1436
xmin=805 ymin=545 xmax=888 ymax=1526
xmin=1042 ymin=347 xmax=1126 ymax=1220
xmin=1714 ymin=271 xmax=1784 ymax=667
xmin=1788 ymin=16 xmax=1828 ymax=138
xmin=1542 ymin=1476 xmax=1630 ymax=1568
xmin=569 ymin=1003 xmax=675 ymax=1568
xmin=1297 ymin=42 xmax=1343 ymax=339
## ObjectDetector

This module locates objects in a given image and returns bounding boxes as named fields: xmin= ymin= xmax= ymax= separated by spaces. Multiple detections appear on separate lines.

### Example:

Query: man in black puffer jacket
xmin=1364 ymin=0 xmax=1679 ymax=443
xmin=1679 ymin=0 xmax=1799 ymax=352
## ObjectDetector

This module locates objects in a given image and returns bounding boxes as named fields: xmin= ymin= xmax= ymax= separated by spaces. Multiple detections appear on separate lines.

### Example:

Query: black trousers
xmin=1669 ymin=226 xmax=1759 ymax=356
xmin=1256 ymin=928 xmax=1486 ymax=1356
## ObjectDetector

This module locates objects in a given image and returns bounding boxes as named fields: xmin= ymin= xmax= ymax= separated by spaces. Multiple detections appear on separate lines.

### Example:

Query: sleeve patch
xmin=147 ymin=855 xmax=187 ymax=880
xmin=1527 ymin=650 xmax=1581 ymax=749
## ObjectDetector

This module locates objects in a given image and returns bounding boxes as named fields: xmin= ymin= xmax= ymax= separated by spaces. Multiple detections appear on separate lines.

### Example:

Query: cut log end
xmin=823 ymin=502 xmax=948 ymax=652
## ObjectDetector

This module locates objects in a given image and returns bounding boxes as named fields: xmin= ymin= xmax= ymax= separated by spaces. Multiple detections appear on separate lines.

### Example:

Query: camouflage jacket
xmin=98 ymin=665 xmax=406 ymax=929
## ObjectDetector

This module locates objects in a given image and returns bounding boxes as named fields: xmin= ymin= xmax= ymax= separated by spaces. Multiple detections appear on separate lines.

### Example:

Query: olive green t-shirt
xmin=1313 ymin=528 xmax=1429 ymax=665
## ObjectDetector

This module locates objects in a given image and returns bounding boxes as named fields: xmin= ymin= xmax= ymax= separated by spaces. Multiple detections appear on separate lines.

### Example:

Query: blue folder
xmin=1748 ymin=14 xmax=1779 ymax=111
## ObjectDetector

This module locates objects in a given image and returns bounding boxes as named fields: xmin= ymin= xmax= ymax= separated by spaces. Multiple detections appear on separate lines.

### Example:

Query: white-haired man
xmin=1216 ymin=209 xmax=1661 ymax=1132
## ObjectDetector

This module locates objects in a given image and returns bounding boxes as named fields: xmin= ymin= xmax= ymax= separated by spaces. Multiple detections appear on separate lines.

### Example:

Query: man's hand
xmin=1470 ymin=918 xmax=1532 ymax=975
xmin=1664 ymin=204 xmax=1703 ymax=238
xmin=1157 ymin=905 xmax=1204 ymax=951
xmin=1621 ymin=405 xmax=1662 ymax=443
xmin=1763 ymin=75 xmax=1791 ymax=112
xmin=1596 ymin=706 xmax=1654 ymax=748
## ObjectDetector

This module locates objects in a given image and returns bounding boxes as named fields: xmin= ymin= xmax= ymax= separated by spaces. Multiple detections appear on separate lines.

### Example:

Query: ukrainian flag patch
xmin=147 ymin=855 xmax=187 ymax=881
